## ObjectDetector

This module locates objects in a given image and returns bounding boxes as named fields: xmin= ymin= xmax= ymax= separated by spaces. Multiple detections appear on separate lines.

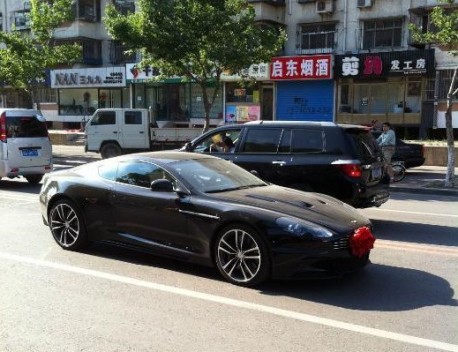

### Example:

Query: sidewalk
xmin=389 ymin=166 xmax=458 ymax=197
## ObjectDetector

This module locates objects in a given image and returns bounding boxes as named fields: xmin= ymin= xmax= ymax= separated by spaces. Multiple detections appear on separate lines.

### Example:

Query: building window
xmin=113 ymin=0 xmax=135 ymax=15
xmin=12 ymin=10 xmax=31 ymax=30
xmin=0 ymin=12 xmax=3 ymax=31
xmin=362 ymin=19 xmax=403 ymax=49
xmin=298 ymin=23 xmax=335 ymax=54
xmin=72 ymin=0 xmax=99 ymax=22
xmin=110 ymin=41 xmax=136 ymax=64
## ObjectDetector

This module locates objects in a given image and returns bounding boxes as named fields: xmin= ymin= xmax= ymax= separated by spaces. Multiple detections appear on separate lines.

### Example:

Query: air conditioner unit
xmin=357 ymin=0 xmax=373 ymax=8
xmin=316 ymin=0 xmax=334 ymax=14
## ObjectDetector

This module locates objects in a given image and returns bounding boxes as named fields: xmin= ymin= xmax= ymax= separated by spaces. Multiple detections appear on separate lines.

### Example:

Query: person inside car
xmin=221 ymin=136 xmax=235 ymax=153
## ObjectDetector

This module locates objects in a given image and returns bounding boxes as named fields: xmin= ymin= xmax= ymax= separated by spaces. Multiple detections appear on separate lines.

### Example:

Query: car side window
xmin=292 ymin=129 xmax=324 ymax=153
xmin=91 ymin=111 xmax=116 ymax=125
xmin=116 ymin=160 xmax=175 ymax=188
xmin=194 ymin=129 xmax=242 ymax=153
xmin=98 ymin=162 xmax=118 ymax=181
xmin=240 ymin=128 xmax=282 ymax=153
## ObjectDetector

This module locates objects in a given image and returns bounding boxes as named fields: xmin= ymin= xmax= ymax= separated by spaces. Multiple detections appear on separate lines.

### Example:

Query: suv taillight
xmin=336 ymin=164 xmax=362 ymax=178
xmin=0 ymin=112 xmax=6 ymax=142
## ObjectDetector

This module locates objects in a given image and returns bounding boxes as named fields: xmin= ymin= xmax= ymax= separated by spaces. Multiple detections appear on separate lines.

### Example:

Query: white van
xmin=0 ymin=109 xmax=53 ymax=184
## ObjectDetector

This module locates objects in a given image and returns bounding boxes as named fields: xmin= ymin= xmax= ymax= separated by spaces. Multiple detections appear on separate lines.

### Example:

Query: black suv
xmin=182 ymin=121 xmax=390 ymax=208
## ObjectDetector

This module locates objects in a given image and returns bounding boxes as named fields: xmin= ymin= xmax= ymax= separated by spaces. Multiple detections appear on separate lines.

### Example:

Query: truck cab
xmin=85 ymin=109 xmax=150 ymax=158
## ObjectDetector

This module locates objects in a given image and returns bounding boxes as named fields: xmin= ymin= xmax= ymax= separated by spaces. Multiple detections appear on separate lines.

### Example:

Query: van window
xmin=91 ymin=111 xmax=116 ymax=125
xmin=241 ymin=128 xmax=282 ymax=153
xmin=292 ymin=129 xmax=324 ymax=153
xmin=6 ymin=115 xmax=48 ymax=138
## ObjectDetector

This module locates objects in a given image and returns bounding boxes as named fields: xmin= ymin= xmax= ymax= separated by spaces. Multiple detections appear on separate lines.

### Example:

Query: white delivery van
xmin=0 ymin=109 xmax=53 ymax=184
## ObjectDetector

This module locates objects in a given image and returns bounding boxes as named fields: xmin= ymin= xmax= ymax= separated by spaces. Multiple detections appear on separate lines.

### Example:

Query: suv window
xmin=241 ymin=128 xmax=282 ymax=153
xmin=345 ymin=129 xmax=379 ymax=161
xmin=292 ymin=129 xmax=324 ymax=153
xmin=7 ymin=115 xmax=48 ymax=138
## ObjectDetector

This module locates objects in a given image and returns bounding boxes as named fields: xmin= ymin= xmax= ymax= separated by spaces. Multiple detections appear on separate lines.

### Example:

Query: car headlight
xmin=276 ymin=217 xmax=334 ymax=239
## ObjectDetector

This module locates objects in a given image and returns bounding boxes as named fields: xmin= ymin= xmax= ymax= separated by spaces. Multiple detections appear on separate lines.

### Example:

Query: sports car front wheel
xmin=215 ymin=225 xmax=270 ymax=286
xmin=49 ymin=199 xmax=88 ymax=250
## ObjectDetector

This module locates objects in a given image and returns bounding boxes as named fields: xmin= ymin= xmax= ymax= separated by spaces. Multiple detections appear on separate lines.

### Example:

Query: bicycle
xmin=391 ymin=160 xmax=406 ymax=182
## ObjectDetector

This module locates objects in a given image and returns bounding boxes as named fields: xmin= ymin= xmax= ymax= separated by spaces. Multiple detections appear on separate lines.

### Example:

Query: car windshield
xmin=168 ymin=158 xmax=267 ymax=193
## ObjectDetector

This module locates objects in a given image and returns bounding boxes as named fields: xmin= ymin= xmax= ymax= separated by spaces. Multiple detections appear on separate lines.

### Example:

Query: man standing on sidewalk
xmin=377 ymin=122 xmax=396 ymax=182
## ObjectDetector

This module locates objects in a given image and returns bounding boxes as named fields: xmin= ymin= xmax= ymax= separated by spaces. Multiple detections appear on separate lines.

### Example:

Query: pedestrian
xmin=376 ymin=122 xmax=396 ymax=182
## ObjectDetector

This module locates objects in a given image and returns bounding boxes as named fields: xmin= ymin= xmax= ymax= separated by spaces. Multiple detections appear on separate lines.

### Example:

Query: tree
xmin=104 ymin=0 xmax=286 ymax=131
xmin=0 ymin=0 xmax=80 ymax=109
xmin=410 ymin=0 xmax=458 ymax=187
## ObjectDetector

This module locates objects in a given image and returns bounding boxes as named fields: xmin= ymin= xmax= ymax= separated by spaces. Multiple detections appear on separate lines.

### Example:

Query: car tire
xmin=100 ymin=142 xmax=122 ymax=159
xmin=25 ymin=175 xmax=42 ymax=184
xmin=214 ymin=224 xmax=270 ymax=286
xmin=48 ymin=199 xmax=88 ymax=251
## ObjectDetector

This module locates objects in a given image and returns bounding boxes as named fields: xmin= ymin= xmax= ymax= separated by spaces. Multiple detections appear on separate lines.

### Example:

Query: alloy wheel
xmin=217 ymin=228 xmax=262 ymax=284
xmin=50 ymin=202 xmax=81 ymax=248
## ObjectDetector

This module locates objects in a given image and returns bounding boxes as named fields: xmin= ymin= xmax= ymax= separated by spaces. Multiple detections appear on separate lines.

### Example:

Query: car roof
xmin=119 ymin=150 xmax=213 ymax=163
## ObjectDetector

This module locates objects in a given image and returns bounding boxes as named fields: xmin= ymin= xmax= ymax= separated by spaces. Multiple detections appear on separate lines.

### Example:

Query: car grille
xmin=332 ymin=234 xmax=350 ymax=250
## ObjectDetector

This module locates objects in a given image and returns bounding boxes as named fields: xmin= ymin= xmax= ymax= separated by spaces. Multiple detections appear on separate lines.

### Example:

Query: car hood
xmin=215 ymin=185 xmax=370 ymax=233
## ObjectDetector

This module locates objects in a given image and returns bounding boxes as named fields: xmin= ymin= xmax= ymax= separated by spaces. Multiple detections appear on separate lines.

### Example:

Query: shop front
xmin=221 ymin=63 xmax=272 ymax=124
xmin=271 ymin=55 xmax=334 ymax=122
xmin=126 ymin=63 xmax=224 ymax=128
xmin=334 ymin=49 xmax=435 ymax=136
xmin=48 ymin=66 xmax=128 ymax=129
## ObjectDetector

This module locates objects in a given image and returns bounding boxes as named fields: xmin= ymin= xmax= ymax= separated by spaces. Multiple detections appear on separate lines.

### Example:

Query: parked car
xmin=0 ymin=108 xmax=53 ymax=184
xmin=372 ymin=131 xmax=425 ymax=168
xmin=39 ymin=151 xmax=375 ymax=286
xmin=182 ymin=121 xmax=390 ymax=208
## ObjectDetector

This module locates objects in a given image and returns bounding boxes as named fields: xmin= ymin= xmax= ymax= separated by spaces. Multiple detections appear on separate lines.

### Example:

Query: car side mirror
xmin=150 ymin=179 xmax=174 ymax=192
xmin=184 ymin=142 xmax=193 ymax=152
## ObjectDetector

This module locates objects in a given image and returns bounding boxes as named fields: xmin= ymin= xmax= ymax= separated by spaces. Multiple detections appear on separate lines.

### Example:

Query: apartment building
xmin=0 ymin=0 xmax=456 ymax=137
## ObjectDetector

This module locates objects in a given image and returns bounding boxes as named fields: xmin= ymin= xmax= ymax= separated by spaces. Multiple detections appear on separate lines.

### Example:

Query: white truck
xmin=85 ymin=108 xmax=205 ymax=158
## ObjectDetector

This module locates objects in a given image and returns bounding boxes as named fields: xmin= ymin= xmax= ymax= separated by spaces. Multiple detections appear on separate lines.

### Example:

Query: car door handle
xmin=113 ymin=131 xmax=118 ymax=134
xmin=272 ymin=161 xmax=286 ymax=166
xmin=139 ymin=131 xmax=144 ymax=134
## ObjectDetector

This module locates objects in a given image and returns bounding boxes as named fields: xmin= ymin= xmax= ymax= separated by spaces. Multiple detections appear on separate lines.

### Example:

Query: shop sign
xmin=221 ymin=63 xmax=270 ymax=81
xmin=335 ymin=49 xmax=435 ymax=78
xmin=225 ymin=105 xmax=260 ymax=123
xmin=51 ymin=67 xmax=126 ymax=88
xmin=126 ymin=63 xmax=161 ymax=82
xmin=270 ymin=55 xmax=332 ymax=80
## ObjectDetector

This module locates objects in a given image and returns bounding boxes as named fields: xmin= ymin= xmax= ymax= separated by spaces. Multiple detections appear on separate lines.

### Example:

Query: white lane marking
xmin=376 ymin=240 xmax=458 ymax=257
xmin=362 ymin=208 xmax=458 ymax=218
xmin=1 ymin=252 xmax=457 ymax=352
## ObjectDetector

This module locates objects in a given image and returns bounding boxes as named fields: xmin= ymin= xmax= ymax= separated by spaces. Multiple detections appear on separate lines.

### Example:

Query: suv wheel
xmin=25 ymin=175 xmax=43 ymax=184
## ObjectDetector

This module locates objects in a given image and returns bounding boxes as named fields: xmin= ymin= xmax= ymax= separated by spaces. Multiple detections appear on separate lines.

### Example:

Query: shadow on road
xmin=370 ymin=219 xmax=458 ymax=247
xmin=83 ymin=243 xmax=457 ymax=312
xmin=0 ymin=179 xmax=41 ymax=194
xmin=259 ymin=263 xmax=457 ymax=311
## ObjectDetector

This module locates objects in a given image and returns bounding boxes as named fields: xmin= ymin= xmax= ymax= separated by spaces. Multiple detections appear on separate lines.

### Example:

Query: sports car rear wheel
xmin=215 ymin=225 xmax=270 ymax=286
xmin=49 ymin=199 xmax=88 ymax=250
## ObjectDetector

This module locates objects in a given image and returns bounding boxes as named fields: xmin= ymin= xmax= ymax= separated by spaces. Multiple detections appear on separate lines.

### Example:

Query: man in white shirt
xmin=376 ymin=122 xmax=396 ymax=182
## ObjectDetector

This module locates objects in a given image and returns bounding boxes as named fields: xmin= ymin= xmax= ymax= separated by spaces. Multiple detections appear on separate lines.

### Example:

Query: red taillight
xmin=0 ymin=112 xmax=6 ymax=142
xmin=336 ymin=164 xmax=362 ymax=178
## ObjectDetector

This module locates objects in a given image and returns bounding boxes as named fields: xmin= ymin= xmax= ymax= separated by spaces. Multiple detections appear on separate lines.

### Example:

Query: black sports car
xmin=39 ymin=151 xmax=375 ymax=286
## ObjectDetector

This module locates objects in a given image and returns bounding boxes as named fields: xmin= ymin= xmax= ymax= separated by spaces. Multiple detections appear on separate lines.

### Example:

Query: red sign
xmin=270 ymin=55 xmax=332 ymax=80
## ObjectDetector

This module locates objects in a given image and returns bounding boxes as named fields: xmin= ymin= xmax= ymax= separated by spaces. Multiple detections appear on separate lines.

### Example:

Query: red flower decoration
xmin=349 ymin=226 xmax=376 ymax=258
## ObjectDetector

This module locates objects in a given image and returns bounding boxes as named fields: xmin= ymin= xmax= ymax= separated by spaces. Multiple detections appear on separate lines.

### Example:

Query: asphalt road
xmin=0 ymin=171 xmax=457 ymax=351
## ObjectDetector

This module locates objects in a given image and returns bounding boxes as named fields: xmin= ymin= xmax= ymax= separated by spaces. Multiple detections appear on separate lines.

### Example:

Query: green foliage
xmin=0 ymin=0 xmax=80 ymax=102
xmin=409 ymin=0 xmax=458 ymax=55
xmin=105 ymin=0 xmax=286 ymax=128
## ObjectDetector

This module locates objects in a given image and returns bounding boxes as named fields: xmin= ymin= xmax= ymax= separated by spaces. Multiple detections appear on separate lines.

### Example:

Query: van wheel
xmin=100 ymin=143 xmax=122 ymax=159
xmin=25 ymin=175 xmax=42 ymax=184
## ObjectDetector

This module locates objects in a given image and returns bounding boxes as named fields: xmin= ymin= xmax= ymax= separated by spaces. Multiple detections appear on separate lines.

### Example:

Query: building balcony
xmin=248 ymin=0 xmax=286 ymax=24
